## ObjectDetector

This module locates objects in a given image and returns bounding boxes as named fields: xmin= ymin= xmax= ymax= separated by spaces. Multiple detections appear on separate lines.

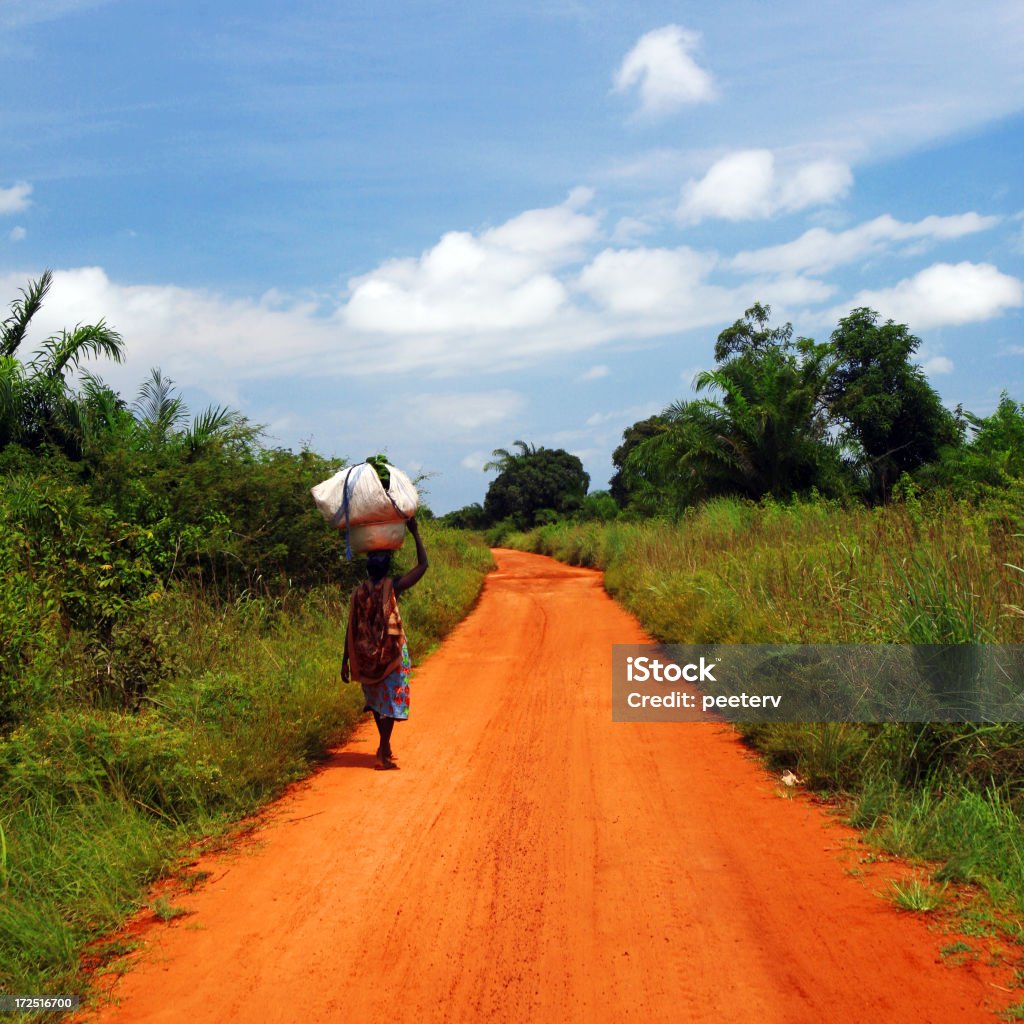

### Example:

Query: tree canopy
xmin=483 ymin=443 xmax=589 ymax=527
xmin=616 ymin=302 xmax=981 ymax=514
xmin=825 ymin=307 xmax=958 ymax=498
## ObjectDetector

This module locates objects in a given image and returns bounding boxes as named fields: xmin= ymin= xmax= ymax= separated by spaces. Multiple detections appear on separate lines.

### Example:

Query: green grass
xmin=0 ymin=523 xmax=493 ymax=1015
xmin=888 ymin=878 xmax=947 ymax=913
xmin=939 ymin=940 xmax=976 ymax=962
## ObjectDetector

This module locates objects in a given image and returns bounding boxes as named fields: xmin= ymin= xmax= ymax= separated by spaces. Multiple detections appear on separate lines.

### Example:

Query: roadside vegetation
xmin=444 ymin=300 xmax=1024 ymax=931
xmin=0 ymin=273 xmax=494 ymax=1004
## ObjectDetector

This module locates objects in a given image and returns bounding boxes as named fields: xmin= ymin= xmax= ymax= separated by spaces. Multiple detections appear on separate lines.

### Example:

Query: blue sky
xmin=2 ymin=0 xmax=1023 ymax=512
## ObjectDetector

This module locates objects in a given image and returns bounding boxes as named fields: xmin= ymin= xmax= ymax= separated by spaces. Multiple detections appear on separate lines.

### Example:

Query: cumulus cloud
xmin=677 ymin=150 xmax=852 ymax=223
xmin=578 ymin=246 xmax=718 ymax=316
xmin=837 ymin=262 xmax=1024 ymax=329
xmin=7 ymin=189 xmax=1017 ymax=416
xmin=8 ymin=226 xmax=26 ymax=242
xmin=614 ymin=25 xmax=715 ymax=118
xmin=731 ymin=212 xmax=1001 ymax=275
xmin=343 ymin=189 xmax=598 ymax=336
xmin=0 ymin=266 xmax=336 ymax=397
xmin=0 ymin=182 xmax=32 ymax=215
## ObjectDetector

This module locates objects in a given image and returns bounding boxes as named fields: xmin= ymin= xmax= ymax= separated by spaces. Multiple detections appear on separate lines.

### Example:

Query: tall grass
xmin=0 ymin=523 xmax=493 ymax=1009
xmin=505 ymin=493 xmax=1024 ymax=913
xmin=507 ymin=495 xmax=1024 ymax=645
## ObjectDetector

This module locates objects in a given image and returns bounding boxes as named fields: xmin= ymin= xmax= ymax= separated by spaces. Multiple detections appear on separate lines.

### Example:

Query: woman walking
xmin=342 ymin=518 xmax=428 ymax=769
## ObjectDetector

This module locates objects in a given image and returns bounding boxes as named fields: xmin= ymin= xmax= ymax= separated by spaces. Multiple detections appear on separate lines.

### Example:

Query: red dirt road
xmin=85 ymin=550 xmax=1007 ymax=1023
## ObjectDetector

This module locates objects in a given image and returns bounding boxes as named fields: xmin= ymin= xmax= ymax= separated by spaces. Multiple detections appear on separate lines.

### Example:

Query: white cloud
xmin=611 ymin=215 xmax=657 ymax=245
xmin=0 ymin=266 xmax=336 ymax=395
xmin=405 ymin=390 xmax=526 ymax=434
xmin=677 ymin=150 xmax=852 ymax=223
xmin=838 ymin=262 xmax=1024 ymax=329
xmin=613 ymin=25 xmax=715 ymax=118
xmin=750 ymin=274 xmax=835 ymax=307
xmin=584 ymin=402 xmax=663 ymax=430
xmin=6 ymin=187 xmax=1014 ymax=419
xmin=922 ymin=355 xmax=954 ymax=375
xmin=732 ymin=212 xmax=1001 ymax=275
xmin=343 ymin=190 xmax=598 ymax=335
xmin=0 ymin=182 xmax=31 ymax=215
xmin=8 ymin=226 xmax=26 ymax=242
xmin=460 ymin=451 xmax=490 ymax=472
xmin=578 ymin=246 xmax=717 ymax=316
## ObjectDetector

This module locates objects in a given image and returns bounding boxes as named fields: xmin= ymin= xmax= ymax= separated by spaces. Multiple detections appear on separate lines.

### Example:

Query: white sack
xmin=310 ymin=462 xmax=418 ymax=529
xmin=347 ymin=522 xmax=407 ymax=554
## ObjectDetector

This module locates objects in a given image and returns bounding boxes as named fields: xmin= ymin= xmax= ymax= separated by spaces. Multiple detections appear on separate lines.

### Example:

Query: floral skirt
xmin=361 ymin=643 xmax=411 ymax=720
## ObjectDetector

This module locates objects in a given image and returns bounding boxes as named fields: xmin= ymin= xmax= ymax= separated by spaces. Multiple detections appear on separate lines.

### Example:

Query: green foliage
xmin=920 ymin=393 xmax=1024 ymax=497
xmin=887 ymin=879 xmax=946 ymax=913
xmin=826 ymin=307 xmax=958 ymax=498
xmin=712 ymin=300 xmax=794 ymax=363
xmin=0 ymin=271 xmax=125 ymax=460
xmin=613 ymin=302 xmax=998 ymax=515
xmin=482 ymin=442 xmax=589 ymax=527
xmin=623 ymin=305 xmax=849 ymax=513
xmin=440 ymin=502 xmax=487 ymax=529
xmin=577 ymin=490 xmax=619 ymax=522
xmin=0 ymin=275 xmax=500 ymax=1005
xmin=365 ymin=453 xmax=391 ymax=488
xmin=609 ymin=415 xmax=667 ymax=507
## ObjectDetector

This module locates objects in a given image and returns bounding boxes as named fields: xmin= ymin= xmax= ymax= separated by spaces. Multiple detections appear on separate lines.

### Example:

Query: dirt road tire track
xmin=82 ymin=549 xmax=1004 ymax=1023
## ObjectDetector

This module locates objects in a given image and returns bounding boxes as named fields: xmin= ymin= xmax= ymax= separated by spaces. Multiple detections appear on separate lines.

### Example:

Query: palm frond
xmin=1 ymin=270 xmax=51 ymax=358
xmin=184 ymin=405 xmax=239 ymax=452
xmin=33 ymin=321 xmax=125 ymax=379
xmin=133 ymin=367 xmax=187 ymax=439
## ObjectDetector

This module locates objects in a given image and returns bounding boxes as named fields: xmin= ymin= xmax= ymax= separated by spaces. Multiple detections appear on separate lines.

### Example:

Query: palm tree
xmin=0 ymin=270 xmax=124 ymax=456
xmin=132 ymin=367 xmax=242 ymax=456
xmin=627 ymin=337 xmax=843 ymax=509
xmin=133 ymin=367 xmax=188 ymax=449
xmin=483 ymin=439 xmax=537 ymax=473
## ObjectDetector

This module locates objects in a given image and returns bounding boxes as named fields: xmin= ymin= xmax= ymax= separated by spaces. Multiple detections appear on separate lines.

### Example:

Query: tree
xmin=1 ymin=270 xmax=125 ymax=457
xmin=483 ymin=444 xmax=589 ymax=527
xmin=132 ymin=368 xmax=241 ymax=456
xmin=918 ymin=392 xmax=1024 ymax=495
xmin=441 ymin=502 xmax=488 ymax=529
xmin=713 ymin=301 xmax=793 ymax=363
xmin=626 ymin=306 xmax=845 ymax=510
xmin=826 ymin=308 xmax=958 ymax=498
xmin=609 ymin=415 xmax=667 ymax=507
xmin=578 ymin=490 xmax=619 ymax=522
xmin=483 ymin=439 xmax=537 ymax=473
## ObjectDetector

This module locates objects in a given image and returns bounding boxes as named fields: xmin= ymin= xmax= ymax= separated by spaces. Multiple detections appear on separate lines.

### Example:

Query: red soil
xmin=80 ymin=549 xmax=1014 ymax=1023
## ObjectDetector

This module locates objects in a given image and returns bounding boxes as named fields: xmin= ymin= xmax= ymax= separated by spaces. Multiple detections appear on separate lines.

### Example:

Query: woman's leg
xmin=370 ymin=710 xmax=396 ymax=766
xmin=378 ymin=716 xmax=396 ymax=762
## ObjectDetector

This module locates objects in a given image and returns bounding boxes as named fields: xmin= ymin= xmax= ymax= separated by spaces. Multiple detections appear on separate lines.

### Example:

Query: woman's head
xmin=366 ymin=550 xmax=392 ymax=581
